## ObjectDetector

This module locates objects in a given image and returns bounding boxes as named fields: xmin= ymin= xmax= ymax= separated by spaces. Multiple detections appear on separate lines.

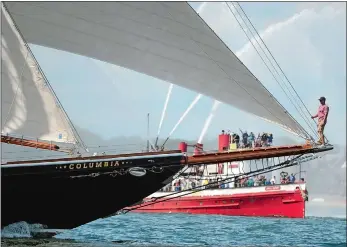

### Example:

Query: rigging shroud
xmin=3 ymin=2 xmax=309 ymax=138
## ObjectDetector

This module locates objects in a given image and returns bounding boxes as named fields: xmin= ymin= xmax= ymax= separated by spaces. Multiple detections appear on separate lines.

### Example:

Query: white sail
xmin=1 ymin=5 xmax=77 ymax=144
xmin=3 ymin=2 xmax=309 ymax=138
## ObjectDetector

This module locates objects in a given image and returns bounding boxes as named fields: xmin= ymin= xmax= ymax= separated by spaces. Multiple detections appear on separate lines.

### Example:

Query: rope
xmin=86 ymin=143 xmax=145 ymax=148
xmin=2 ymin=3 xmax=89 ymax=152
xmin=227 ymin=2 xmax=318 ymax=141
xmin=119 ymin=154 xmax=305 ymax=214
xmin=233 ymin=2 xmax=325 ymax=142
xmin=183 ymin=4 xmax=310 ymax=140
xmin=234 ymin=2 xmax=319 ymax=140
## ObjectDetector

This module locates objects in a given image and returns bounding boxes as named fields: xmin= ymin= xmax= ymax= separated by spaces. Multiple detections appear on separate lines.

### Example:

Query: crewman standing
xmin=311 ymin=96 xmax=329 ymax=145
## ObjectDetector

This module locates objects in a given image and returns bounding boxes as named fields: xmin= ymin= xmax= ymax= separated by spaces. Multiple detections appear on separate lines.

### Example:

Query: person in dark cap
xmin=311 ymin=96 xmax=329 ymax=145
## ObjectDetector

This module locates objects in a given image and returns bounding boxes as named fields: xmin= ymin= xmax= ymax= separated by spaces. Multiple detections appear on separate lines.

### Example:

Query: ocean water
xmin=50 ymin=213 xmax=345 ymax=247
xmin=2 ymin=212 xmax=346 ymax=247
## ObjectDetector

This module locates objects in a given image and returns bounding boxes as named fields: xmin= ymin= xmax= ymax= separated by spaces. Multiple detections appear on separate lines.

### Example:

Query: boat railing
xmin=160 ymin=180 xmax=306 ymax=193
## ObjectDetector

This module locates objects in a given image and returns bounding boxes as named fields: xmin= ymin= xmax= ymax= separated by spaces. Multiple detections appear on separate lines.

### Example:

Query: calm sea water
xmin=49 ymin=212 xmax=346 ymax=247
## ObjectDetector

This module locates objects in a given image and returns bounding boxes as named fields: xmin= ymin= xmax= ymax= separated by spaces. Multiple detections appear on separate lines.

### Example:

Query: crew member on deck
xmin=234 ymin=133 xmax=240 ymax=148
xmin=248 ymin=132 xmax=255 ymax=148
xmin=311 ymin=96 xmax=329 ymax=145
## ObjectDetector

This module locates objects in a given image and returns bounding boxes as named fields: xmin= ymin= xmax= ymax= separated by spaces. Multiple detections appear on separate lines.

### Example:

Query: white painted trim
xmin=149 ymin=183 xmax=306 ymax=198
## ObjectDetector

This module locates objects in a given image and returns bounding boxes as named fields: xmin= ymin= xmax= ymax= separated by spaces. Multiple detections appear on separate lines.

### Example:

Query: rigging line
xmin=228 ymin=2 xmax=318 ymax=140
xmin=186 ymin=4 xmax=308 ymax=139
xmin=228 ymin=3 xmax=316 ymax=140
xmin=235 ymin=2 xmax=327 ymax=143
xmin=231 ymin=3 xmax=319 ymax=139
xmin=2 ymin=154 xmax=70 ymax=160
xmin=235 ymin=2 xmax=316 ymax=120
xmin=155 ymin=83 xmax=174 ymax=147
xmin=86 ymin=143 xmax=144 ymax=148
xmin=79 ymin=148 xmax=146 ymax=153
xmin=184 ymin=4 xmax=309 ymax=141
xmin=122 ymin=154 xmax=305 ymax=214
xmin=2 ymin=147 xmax=76 ymax=154
xmin=2 ymin=3 xmax=89 ymax=153
xmin=140 ymin=154 xmax=304 ymax=204
xmin=230 ymin=2 xmax=318 ymax=139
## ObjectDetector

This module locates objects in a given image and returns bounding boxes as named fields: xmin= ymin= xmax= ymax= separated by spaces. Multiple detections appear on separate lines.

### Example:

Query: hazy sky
xmin=29 ymin=2 xmax=346 ymax=147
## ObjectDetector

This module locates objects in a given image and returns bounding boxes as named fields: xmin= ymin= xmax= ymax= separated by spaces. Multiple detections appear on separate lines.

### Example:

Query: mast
xmin=147 ymin=113 xmax=150 ymax=152
xmin=1 ymin=4 xmax=88 ymax=154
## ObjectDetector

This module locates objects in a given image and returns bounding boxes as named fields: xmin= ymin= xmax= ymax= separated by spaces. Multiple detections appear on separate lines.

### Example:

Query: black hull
xmin=1 ymin=152 xmax=184 ymax=229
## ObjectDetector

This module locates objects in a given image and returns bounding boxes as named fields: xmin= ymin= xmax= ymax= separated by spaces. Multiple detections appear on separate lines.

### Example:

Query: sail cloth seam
xmin=185 ymin=3 xmax=310 ymax=140
xmin=8 ymin=10 xmax=258 ymax=87
xmin=2 ymin=3 xmax=88 ymax=153
xmin=117 ymin=2 xmax=216 ymax=39
xmin=16 ymin=3 xmax=254 ymax=81
xmin=2 ymin=50 xmax=29 ymax=133
xmin=227 ymin=2 xmax=317 ymax=141
xmin=170 ymin=4 xmax=308 ymax=140
xmin=10 ymin=0 xmax=306 ymax=133
xmin=25 ymin=1 xmax=237 ymax=65
xmin=234 ymin=2 xmax=326 ymax=143
xmin=85 ymin=2 xmax=263 ymax=79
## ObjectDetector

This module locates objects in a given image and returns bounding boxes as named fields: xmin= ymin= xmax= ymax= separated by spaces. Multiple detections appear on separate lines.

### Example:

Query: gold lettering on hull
xmin=65 ymin=161 xmax=121 ymax=170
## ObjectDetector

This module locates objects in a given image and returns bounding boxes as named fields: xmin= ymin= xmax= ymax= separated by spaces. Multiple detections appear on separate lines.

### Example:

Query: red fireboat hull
xmin=130 ymin=184 xmax=306 ymax=218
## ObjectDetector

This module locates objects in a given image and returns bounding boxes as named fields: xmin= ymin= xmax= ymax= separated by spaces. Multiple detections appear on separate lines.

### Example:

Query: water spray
xmin=155 ymin=84 xmax=173 ymax=148
xmin=161 ymin=94 xmax=202 ymax=148
xmin=198 ymin=100 xmax=221 ymax=143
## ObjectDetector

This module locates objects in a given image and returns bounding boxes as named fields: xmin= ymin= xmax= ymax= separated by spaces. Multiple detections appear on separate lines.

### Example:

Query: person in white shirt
xmin=270 ymin=176 xmax=276 ymax=185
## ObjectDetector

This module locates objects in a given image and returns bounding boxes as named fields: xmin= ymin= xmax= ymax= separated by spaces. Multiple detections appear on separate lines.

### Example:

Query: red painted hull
xmin=131 ymin=186 xmax=306 ymax=218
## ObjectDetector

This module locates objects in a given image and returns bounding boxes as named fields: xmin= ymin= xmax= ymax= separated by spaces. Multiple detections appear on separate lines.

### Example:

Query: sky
xmin=29 ymin=1 xmax=346 ymax=147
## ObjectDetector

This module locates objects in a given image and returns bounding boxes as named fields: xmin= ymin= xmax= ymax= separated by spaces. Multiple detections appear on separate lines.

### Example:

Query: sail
xmin=3 ymin=2 xmax=309 ymax=138
xmin=1 ymin=5 xmax=77 ymax=144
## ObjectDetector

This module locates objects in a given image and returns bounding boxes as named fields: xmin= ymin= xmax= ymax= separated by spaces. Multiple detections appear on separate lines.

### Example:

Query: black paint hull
xmin=1 ymin=152 xmax=184 ymax=229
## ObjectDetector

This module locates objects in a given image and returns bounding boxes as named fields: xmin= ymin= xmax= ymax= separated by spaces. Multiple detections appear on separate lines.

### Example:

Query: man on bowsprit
xmin=311 ymin=96 xmax=329 ymax=145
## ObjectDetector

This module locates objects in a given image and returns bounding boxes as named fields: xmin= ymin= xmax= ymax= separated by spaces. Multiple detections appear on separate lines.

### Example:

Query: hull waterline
xmin=1 ymin=152 xmax=184 ymax=229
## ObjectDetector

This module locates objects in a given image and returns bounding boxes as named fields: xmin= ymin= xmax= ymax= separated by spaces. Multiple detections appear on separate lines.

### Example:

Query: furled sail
xmin=1 ymin=5 xmax=78 ymax=145
xmin=3 ymin=2 xmax=309 ymax=139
